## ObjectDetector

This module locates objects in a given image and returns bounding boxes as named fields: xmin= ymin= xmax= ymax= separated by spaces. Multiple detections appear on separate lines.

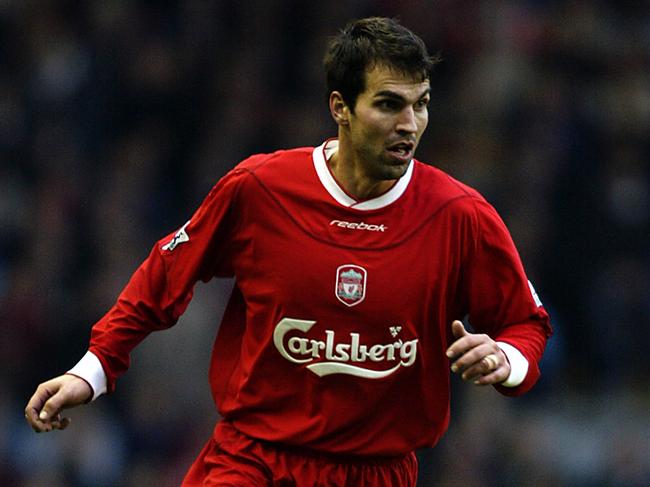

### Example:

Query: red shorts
xmin=182 ymin=421 xmax=418 ymax=486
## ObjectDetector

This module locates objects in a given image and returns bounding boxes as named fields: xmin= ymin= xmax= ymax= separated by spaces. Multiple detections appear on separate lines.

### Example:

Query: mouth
xmin=386 ymin=141 xmax=415 ymax=162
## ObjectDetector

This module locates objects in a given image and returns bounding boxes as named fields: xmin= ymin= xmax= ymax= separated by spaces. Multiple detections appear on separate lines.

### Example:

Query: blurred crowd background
xmin=1 ymin=1 xmax=649 ymax=486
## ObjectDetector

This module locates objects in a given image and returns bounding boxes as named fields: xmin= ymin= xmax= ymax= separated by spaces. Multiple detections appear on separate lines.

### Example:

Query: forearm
xmin=84 ymin=244 xmax=193 ymax=393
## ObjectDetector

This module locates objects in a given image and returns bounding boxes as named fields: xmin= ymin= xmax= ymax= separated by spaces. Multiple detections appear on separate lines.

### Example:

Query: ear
xmin=329 ymin=91 xmax=350 ymax=126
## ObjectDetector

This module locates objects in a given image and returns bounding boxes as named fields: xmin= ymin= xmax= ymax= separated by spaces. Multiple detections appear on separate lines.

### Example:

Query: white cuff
xmin=496 ymin=342 xmax=529 ymax=387
xmin=67 ymin=351 xmax=108 ymax=401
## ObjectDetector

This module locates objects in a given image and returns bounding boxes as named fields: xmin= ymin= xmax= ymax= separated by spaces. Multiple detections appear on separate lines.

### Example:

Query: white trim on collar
xmin=312 ymin=140 xmax=413 ymax=210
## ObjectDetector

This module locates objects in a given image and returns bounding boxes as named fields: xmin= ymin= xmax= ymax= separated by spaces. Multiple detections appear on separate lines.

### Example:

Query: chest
xmin=231 ymin=202 xmax=466 ymax=324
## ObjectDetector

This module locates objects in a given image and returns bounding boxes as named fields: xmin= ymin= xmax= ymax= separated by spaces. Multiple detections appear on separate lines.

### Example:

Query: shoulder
xmin=419 ymin=163 xmax=514 ymax=238
xmin=226 ymin=146 xmax=317 ymax=200
xmin=409 ymin=161 xmax=514 ymax=240
xmin=206 ymin=146 xmax=314 ymax=196
xmin=412 ymin=161 xmax=482 ymax=199
xmin=234 ymin=146 xmax=314 ymax=174
xmin=410 ymin=160 xmax=489 ymax=216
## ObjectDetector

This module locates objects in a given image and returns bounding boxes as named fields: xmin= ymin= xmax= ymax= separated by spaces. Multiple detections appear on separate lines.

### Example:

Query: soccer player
xmin=25 ymin=17 xmax=552 ymax=486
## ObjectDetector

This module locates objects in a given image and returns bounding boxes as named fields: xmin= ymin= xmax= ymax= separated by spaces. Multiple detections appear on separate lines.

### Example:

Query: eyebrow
xmin=374 ymin=87 xmax=431 ymax=102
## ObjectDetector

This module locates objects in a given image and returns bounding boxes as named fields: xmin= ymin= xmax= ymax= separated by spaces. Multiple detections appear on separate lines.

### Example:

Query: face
xmin=341 ymin=64 xmax=430 ymax=182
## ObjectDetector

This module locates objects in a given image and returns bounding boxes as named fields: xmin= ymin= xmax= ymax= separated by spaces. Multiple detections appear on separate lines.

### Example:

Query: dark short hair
xmin=324 ymin=17 xmax=440 ymax=112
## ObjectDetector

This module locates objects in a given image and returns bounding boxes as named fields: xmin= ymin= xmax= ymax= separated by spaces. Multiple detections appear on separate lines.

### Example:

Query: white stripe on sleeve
xmin=67 ymin=351 xmax=108 ymax=401
xmin=496 ymin=342 xmax=529 ymax=387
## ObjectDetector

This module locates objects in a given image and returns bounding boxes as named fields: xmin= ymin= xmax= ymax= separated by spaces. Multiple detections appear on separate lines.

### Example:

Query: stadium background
xmin=1 ymin=1 xmax=648 ymax=485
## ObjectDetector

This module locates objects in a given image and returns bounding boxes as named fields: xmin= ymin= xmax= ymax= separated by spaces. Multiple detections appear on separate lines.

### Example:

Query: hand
xmin=25 ymin=374 xmax=93 ymax=432
xmin=446 ymin=320 xmax=511 ymax=386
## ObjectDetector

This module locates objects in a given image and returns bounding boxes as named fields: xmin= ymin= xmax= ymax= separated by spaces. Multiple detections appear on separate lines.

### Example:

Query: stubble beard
xmin=372 ymin=148 xmax=413 ymax=181
xmin=351 ymin=139 xmax=414 ymax=182
xmin=374 ymin=162 xmax=409 ymax=181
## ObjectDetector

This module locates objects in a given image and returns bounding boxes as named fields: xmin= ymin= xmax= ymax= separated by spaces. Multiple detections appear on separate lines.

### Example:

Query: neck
xmin=327 ymin=142 xmax=395 ymax=201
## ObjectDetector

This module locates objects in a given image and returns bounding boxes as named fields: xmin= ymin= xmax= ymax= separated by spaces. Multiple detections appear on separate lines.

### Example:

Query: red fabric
xmin=181 ymin=421 xmax=418 ymax=487
xmin=87 ymin=144 xmax=552 ymax=456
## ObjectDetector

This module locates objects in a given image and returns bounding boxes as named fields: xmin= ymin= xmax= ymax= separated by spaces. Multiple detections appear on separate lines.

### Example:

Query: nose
xmin=395 ymin=106 xmax=418 ymax=135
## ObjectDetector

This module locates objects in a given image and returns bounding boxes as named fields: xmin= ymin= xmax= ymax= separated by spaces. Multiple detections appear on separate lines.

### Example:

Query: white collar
xmin=312 ymin=139 xmax=413 ymax=210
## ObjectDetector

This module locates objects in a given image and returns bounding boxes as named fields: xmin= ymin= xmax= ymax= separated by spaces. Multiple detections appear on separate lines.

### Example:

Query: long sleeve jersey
xmin=77 ymin=140 xmax=552 ymax=457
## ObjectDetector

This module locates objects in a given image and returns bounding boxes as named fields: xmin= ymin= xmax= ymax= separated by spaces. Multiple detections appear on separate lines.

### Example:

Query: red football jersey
xmin=88 ymin=140 xmax=551 ymax=456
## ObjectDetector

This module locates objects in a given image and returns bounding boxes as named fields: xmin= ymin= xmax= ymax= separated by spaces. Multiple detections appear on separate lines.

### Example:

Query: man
xmin=25 ymin=17 xmax=552 ymax=486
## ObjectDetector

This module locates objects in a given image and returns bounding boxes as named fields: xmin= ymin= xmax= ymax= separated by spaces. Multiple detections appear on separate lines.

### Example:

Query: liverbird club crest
xmin=335 ymin=264 xmax=367 ymax=306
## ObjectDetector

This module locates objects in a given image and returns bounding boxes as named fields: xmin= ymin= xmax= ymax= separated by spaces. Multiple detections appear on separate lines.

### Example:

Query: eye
xmin=376 ymin=99 xmax=401 ymax=111
xmin=414 ymin=98 xmax=430 ymax=111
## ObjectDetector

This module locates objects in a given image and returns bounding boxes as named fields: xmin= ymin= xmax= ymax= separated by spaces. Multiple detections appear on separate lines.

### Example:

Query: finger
xmin=461 ymin=360 xmax=499 ymax=382
xmin=473 ymin=367 xmax=510 ymax=386
xmin=48 ymin=412 xmax=63 ymax=427
xmin=26 ymin=386 xmax=50 ymax=417
xmin=25 ymin=385 xmax=56 ymax=432
xmin=446 ymin=321 xmax=472 ymax=359
xmin=30 ymin=410 xmax=70 ymax=433
xmin=450 ymin=342 xmax=495 ymax=374
xmin=49 ymin=416 xmax=72 ymax=431
xmin=25 ymin=410 xmax=46 ymax=432
xmin=59 ymin=417 xmax=71 ymax=430
xmin=484 ymin=353 xmax=499 ymax=371
xmin=40 ymin=391 xmax=67 ymax=422
xmin=459 ymin=359 xmax=501 ymax=382
xmin=25 ymin=405 xmax=44 ymax=431
xmin=451 ymin=320 xmax=468 ymax=339
xmin=462 ymin=351 xmax=509 ymax=384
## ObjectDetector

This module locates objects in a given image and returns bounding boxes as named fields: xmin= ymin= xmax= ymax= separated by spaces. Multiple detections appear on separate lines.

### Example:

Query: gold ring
xmin=484 ymin=353 xmax=499 ymax=370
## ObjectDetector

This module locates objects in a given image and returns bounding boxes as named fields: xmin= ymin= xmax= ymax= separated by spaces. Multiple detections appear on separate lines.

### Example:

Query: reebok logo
xmin=330 ymin=220 xmax=387 ymax=232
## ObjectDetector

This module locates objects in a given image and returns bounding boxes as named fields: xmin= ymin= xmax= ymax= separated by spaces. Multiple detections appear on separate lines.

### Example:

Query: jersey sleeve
xmin=87 ymin=168 xmax=245 ymax=393
xmin=462 ymin=198 xmax=552 ymax=396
